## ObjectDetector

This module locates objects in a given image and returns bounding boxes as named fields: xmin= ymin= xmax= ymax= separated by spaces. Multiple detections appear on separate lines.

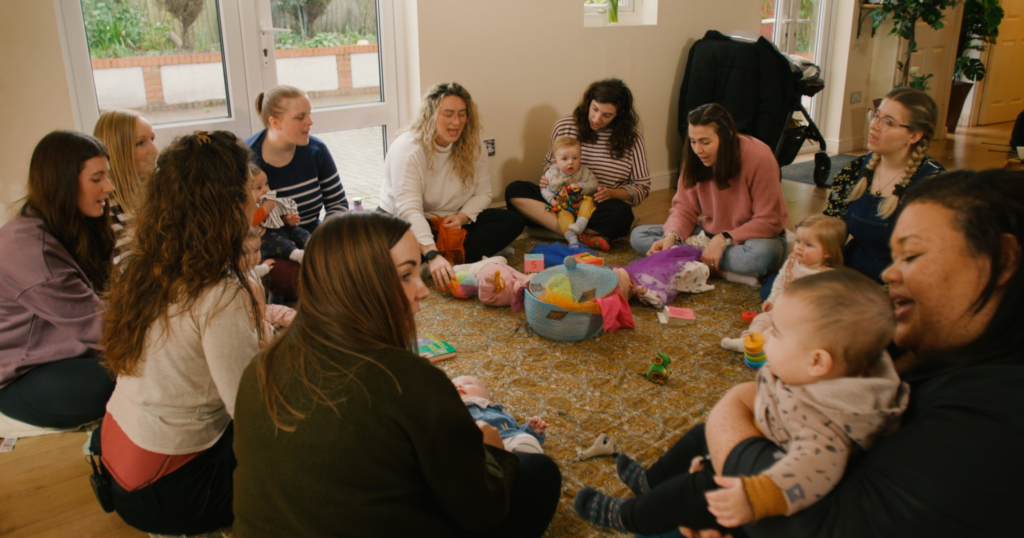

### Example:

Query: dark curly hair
xmin=572 ymin=78 xmax=640 ymax=160
xmin=103 ymin=130 xmax=263 ymax=376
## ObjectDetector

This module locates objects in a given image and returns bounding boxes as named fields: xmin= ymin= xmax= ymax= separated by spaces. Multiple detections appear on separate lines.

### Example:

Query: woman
xmin=0 ymin=131 xmax=116 ymax=428
xmin=506 ymin=78 xmax=650 ymax=249
xmin=233 ymin=211 xmax=561 ymax=537
xmin=378 ymin=82 xmax=525 ymax=291
xmin=694 ymin=170 xmax=1024 ymax=537
xmin=92 ymin=109 xmax=159 ymax=262
xmin=631 ymin=103 xmax=788 ymax=286
xmin=98 ymin=131 xmax=261 ymax=535
xmin=823 ymin=88 xmax=944 ymax=283
xmin=246 ymin=85 xmax=346 ymax=298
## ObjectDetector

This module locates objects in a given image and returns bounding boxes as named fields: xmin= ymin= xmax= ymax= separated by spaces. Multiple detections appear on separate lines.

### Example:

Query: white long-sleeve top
xmin=378 ymin=131 xmax=492 ymax=247
xmin=105 ymin=279 xmax=259 ymax=454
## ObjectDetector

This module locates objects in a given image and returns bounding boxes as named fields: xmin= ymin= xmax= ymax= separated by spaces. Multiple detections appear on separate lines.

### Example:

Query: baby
xmin=250 ymin=164 xmax=309 ymax=264
xmin=242 ymin=230 xmax=296 ymax=346
xmin=453 ymin=375 xmax=548 ymax=454
xmin=542 ymin=137 xmax=605 ymax=249
xmin=575 ymin=269 xmax=910 ymax=534
xmin=723 ymin=215 xmax=847 ymax=352
xmin=612 ymin=245 xmax=709 ymax=309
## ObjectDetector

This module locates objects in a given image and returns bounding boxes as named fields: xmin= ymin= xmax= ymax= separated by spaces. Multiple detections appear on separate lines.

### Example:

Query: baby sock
xmin=577 ymin=433 xmax=617 ymax=460
xmin=289 ymin=249 xmax=304 ymax=263
xmin=616 ymin=453 xmax=651 ymax=496
xmin=720 ymin=337 xmax=745 ymax=353
xmin=720 ymin=270 xmax=759 ymax=288
xmin=568 ymin=217 xmax=590 ymax=235
xmin=573 ymin=488 xmax=628 ymax=532
xmin=564 ymin=231 xmax=580 ymax=246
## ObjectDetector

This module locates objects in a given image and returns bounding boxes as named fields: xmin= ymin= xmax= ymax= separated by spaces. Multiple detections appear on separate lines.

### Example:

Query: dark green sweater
xmin=233 ymin=346 xmax=519 ymax=537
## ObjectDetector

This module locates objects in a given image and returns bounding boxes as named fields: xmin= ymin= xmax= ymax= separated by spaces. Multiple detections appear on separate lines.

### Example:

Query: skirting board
xmin=825 ymin=137 xmax=865 ymax=155
xmin=490 ymin=170 xmax=678 ymax=209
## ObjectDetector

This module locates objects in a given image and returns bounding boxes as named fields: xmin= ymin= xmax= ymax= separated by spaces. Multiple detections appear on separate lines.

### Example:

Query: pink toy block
xmin=524 ymin=254 xmax=545 ymax=273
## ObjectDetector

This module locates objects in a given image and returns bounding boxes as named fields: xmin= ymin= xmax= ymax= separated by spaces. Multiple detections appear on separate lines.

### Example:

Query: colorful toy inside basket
xmin=524 ymin=256 xmax=621 ymax=342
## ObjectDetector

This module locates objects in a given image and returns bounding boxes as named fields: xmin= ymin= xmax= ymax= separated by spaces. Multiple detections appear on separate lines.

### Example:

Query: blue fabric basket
xmin=524 ymin=256 xmax=620 ymax=342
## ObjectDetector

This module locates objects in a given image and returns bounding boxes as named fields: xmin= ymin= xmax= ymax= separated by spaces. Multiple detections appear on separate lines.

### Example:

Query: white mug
xmin=1017 ymin=146 xmax=1024 ymax=160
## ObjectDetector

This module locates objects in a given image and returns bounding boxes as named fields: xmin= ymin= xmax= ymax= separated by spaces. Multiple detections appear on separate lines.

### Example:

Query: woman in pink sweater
xmin=631 ymin=103 xmax=788 ymax=286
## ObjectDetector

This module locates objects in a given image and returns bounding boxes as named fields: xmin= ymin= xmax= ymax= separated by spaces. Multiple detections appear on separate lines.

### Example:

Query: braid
xmin=878 ymin=141 xmax=928 ymax=218
xmin=846 ymin=153 xmax=881 ymax=203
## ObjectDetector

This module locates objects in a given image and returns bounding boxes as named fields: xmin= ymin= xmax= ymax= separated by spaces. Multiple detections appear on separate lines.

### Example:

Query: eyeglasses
xmin=868 ymin=109 xmax=912 ymax=132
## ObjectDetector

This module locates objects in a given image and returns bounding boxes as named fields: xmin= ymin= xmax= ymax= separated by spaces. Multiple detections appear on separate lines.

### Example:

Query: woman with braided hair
xmin=823 ymin=88 xmax=944 ymax=283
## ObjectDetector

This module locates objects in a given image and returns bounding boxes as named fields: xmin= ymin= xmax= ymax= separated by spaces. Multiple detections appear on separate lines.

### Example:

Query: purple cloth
xmin=0 ymin=216 xmax=104 ymax=387
xmin=622 ymin=246 xmax=704 ymax=306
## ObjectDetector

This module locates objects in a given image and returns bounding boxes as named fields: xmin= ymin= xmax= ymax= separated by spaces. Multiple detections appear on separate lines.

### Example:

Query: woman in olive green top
xmin=232 ymin=211 xmax=561 ymax=537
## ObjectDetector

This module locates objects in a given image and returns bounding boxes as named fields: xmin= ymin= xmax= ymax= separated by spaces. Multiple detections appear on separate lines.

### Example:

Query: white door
xmin=978 ymin=0 xmax=1024 ymax=125
xmin=58 ymin=0 xmax=403 ymax=208
xmin=902 ymin=11 xmax=962 ymax=138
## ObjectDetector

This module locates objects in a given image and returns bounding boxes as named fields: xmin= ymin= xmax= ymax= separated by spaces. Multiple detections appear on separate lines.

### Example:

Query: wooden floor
xmin=0 ymin=121 xmax=1015 ymax=538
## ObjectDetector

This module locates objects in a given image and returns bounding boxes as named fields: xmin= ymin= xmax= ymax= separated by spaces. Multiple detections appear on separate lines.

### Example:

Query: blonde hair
xmin=408 ymin=82 xmax=482 ymax=190
xmin=551 ymin=136 xmax=581 ymax=155
xmin=796 ymin=215 xmax=847 ymax=268
xmin=847 ymin=88 xmax=937 ymax=218
xmin=93 ymin=109 xmax=146 ymax=215
xmin=254 ymin=85 xmax=307 ymax=129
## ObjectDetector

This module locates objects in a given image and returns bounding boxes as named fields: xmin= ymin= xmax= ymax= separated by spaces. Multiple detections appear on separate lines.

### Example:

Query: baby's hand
xmin=705 ymin=476 xmax=755 ymax=528
xmin=282 ymin=213 xmax=300 ymax=226
xmin=261 ymin=198 xmax=277 ymax=213
xmin=527 ymin=416 xmax=548 ymax=434
xmin=263 ymin=259 xmax=275 ymax=271
xmin=689 ymin=455 xmax=706 ymax=474
xmin=762 ymin=301 xmax=772 ymax=312
xmin=570 ymin=182 xmax=581 ymax=190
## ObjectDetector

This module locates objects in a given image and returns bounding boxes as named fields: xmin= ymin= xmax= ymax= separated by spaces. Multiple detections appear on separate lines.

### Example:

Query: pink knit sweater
xmin=664 ymin=136 xmax=788 ymax=244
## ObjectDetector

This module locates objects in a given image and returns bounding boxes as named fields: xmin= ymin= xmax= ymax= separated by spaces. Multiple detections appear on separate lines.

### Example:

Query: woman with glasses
xmin=823 ymin=88 xmax=944 ymax=283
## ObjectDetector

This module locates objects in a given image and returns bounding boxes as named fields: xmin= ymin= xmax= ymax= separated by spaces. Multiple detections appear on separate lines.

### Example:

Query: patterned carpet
xmin=421 ymin=235 xmax=763 ymax=537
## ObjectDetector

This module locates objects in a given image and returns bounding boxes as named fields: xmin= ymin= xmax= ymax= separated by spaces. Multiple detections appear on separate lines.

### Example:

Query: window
xmin=583 ymin=0 xmax=657 ymax=27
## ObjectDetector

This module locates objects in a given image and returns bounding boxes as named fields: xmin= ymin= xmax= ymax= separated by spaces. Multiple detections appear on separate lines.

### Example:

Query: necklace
xmin=873 ymin=170 xmax=902 ymax=196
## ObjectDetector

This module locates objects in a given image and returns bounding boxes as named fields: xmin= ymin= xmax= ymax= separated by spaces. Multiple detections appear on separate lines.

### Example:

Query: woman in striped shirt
xmin=505 ymin=79 xmax=650 ymax=249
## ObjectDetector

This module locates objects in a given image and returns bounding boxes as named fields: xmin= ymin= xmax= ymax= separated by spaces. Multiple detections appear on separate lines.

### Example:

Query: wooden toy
xmin=524 ymin=253 xmax=545 ymax=273
xmin=571 ymin=252 xmax=604 ymax=266
xmin=743 ymin=332 xmax=767 ymax=369
xmin=643 ymin=352 xmax=673 ymax=384
xmin=657 ymin=306 xmax=696 ymax=326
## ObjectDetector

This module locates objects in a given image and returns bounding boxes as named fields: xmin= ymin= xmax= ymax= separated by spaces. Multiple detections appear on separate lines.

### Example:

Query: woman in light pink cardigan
xmin=631 ymin=104 xmax=788 ymax=286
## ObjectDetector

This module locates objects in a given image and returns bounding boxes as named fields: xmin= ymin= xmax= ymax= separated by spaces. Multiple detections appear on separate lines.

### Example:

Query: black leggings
xmin=379 ymin=207 xmax=526 ymax=263
xmin=0 ymin=357 xmax=114 ymax=428
xmin=504 ymin=180 xmax=635 ymax=240
xmin=470 ymin=452 xmax=562 ymax=538
xmin=620 ymin=424 xmax=725 ymax=534
xmin=102 ymin=423 xmax=236 ymax=535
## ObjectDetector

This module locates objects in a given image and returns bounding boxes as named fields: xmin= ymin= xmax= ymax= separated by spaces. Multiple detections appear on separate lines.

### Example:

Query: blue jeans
xmin=630 ymin=224 xmax=785 ymax=278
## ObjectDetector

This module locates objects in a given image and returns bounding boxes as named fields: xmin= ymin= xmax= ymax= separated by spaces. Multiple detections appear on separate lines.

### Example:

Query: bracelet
xmin=663 ymin=231 xmax=681 ymax=246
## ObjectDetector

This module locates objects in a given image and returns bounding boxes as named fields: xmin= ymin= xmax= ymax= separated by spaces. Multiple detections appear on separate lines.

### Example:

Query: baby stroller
xmin=678 ymin=30 xmax=831 ymax=186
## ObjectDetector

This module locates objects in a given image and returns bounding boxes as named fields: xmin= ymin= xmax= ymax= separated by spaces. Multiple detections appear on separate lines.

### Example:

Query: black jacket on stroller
xmin=678 ymin=30 xmax=798 ymax=152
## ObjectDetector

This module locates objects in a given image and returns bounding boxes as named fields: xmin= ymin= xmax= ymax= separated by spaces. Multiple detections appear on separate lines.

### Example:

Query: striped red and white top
xmin=546 ymin=114 xmax=650 ymax=206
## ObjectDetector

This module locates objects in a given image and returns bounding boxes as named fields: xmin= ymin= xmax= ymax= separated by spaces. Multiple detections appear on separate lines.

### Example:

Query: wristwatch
xmin=721 ymin=232 xmax=734 ymax=246
xmin=424 ymin=250 xmax=442 ymax=261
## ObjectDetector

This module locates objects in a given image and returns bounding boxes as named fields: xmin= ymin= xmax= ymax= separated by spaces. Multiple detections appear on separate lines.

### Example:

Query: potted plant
xmin=869 ymin=0 xmax=959 ymax=91
xmin=947 ymin=0 xmax=1004 ymax=133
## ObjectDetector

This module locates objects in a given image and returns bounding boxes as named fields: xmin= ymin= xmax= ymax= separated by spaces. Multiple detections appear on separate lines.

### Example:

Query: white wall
xmin=0 ymin=1 xmax=77 ymax=221
xmin=415 ymin=0 xmax=763 ymax=201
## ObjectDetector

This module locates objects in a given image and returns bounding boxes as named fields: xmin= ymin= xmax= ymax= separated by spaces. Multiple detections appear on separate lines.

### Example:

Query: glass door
xmin=760 ymin=0 xmax=830 ymax=122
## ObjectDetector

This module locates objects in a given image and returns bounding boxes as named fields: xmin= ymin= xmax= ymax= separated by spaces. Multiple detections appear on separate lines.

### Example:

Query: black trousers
xmin=260 ymin=225 xmax=311 ymax=259
xmin=0 ymin=357 xmax=114 ymax=428
xmin=504 ymin=180 xmax=635 ymax=240
xmin=102 ymin=423 xmax=236 ymax=535
xmin=378 ymin=207 xmax=526 ymax=263
xmin=620 ymin=424 xmax=726 ymax=534
xmin=470 ymin=452 xmax=562 ymax=538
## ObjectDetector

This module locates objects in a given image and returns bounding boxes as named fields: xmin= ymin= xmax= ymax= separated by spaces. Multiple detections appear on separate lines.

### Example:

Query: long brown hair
xmin=847 ymin=88 xmax=938 ymax=218
xmin=257 ymin=211 xmax=416 ymax=432
xmin=103 ymin=131 xmax=262 ymax=376
xmin=681 ymin=103 xmax=742 ymax=190
xmin=93 ymin=109 xmax=147 ymax=215
xmin=23 ymin=130 xmax=115 ymax=292
xmin=408 ymin=82 xmax=482 ymax=190
xmin=573 ymin=78 xmax=640 ymax=160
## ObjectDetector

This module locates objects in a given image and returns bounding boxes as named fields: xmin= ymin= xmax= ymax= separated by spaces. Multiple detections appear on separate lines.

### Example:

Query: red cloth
xmin=429 ymin=217 xmax=467 ymax=265
xmin=100 ymin=412 xmax=201 ymax=491
xmin=596 ymin=293 xmax=635 ymax=332
xmin=664 ymin=136 xmax=788 ymax=244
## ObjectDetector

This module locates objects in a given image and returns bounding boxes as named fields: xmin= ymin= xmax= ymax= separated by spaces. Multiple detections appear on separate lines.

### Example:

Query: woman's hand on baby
xmin=282 ymin=213 xmax=300 ymax=226
xmin=527 ymin=416 xmax=548 ymax=435
xmin=647 ymin=236 xmax=677 ymax=256
xmin=539 ymin=176 xmax=549 ymax=189
xmin=476 ymin=421 xmax=505 ymax=449
xmin=705 ymin=476 xmax=755 ymax=528
xmin=593 ymin=186 xmax=612 ymax=203
xmin=428 ymin=255 xmax=455 ymax=291
xmin=442 ymin=213 xmax=469 ymax=229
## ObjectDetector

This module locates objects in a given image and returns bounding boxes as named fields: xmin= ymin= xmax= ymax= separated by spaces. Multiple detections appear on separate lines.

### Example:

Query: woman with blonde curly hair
xmin=93 ymin=109 xmax=159 ymax=262
xmin=823 ymin=88 xmax=945 ymax=283
xmin=95 ymin=131 xmax=262 ymax=535
xmin=378 ymin=82 xmax=525 ymax=291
